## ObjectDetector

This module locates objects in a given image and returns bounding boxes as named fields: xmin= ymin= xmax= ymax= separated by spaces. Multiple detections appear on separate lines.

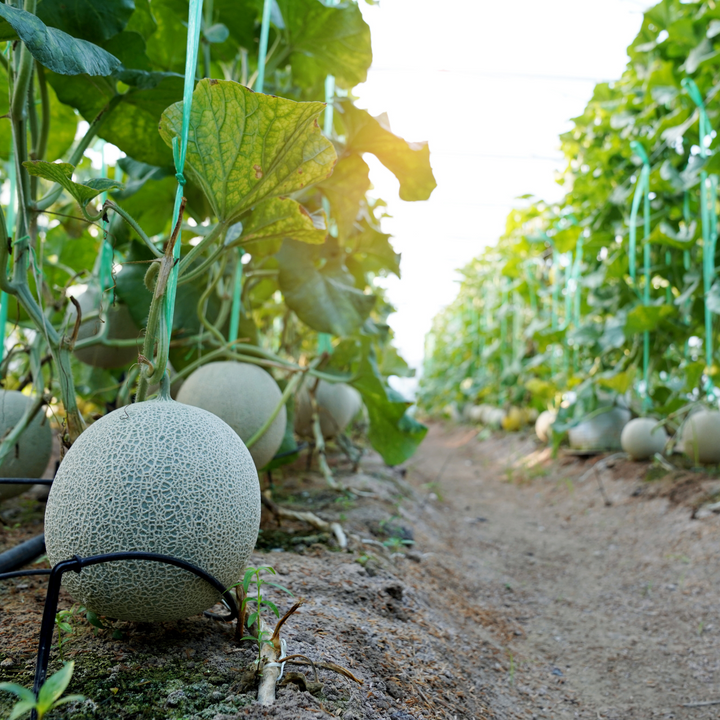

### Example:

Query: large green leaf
xmin=330 ymin=338 xmax=427 ymax=465
xmin=648 ymin=221 xmax=697 ymax=249
xmin=36 ymin=0 xmax=134 ymax=42
xmin=624 ymin=304 xmax=674 ymax=334
xmin=340 ymin=101 xmax=436 ymax=202
xmin=237 ymin=197 xmax=326 ymax=255
xmin=0 ymin=4 xmax=121 ymax=76
xmin=159 ymin=79 xmax=337 ymax=224
xmin=277 ymin=0 xmax=372 ymax=90
xmin=318 ymin=153 xmax=370 ymax=239
xmin=350 ymin=223 xmax=400 ymax=278
xmin=277 ymin=239 xmax=375 ymax=335
xmin=49 ymin=69 xmax=183 ymax=166
xmin=23 ymin=161 xmax=121 ymax=207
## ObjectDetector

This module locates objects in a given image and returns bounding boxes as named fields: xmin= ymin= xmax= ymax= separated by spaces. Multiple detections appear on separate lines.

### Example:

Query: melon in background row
xmin=681 ymin=410 xmax=720 ymax=464
xmin=44 ymin=392 xmax=260 ymax=622
xmin=620 ymin=418 xmax=668 ymax=460
xmin=177 ymin=361 xmax=286 ymax=469
xmin=568 ymin=407 xmax=631 ymax=453
xmin=71 ymin=286 xmax=139 ymax=369
xmin=295 ymin=380 xmax=362 ymax=440
xmin=0 ymin=390 xmax=53 ymax=501
xmin=535 ymin=410 xmax=557 ymax=443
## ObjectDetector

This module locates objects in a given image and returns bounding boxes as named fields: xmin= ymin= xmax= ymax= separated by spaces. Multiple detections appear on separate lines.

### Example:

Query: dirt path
xmin=405 ymin=423 xmax=720 ymax=719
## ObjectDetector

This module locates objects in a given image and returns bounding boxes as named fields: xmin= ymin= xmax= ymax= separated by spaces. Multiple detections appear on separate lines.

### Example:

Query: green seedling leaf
xmin=278 ymin=0 xmax=372 ymax=89
xmin=262 ymin=599 xmax=280 ymax=617
xmin=242 ymin=567 xmax=256 ymax=593
xmin=263 ymin=581 xmax=293 ymax=596
xmin=23 ymin=161 xmax=120 ymax=208
xmin=111 ymin=629 xmax=124 ymax=640
xmin=0 ymin=4 xmax=121 ymax=76
xmin=159 ymin=79 xmax=337 ymax=224
xmin=36 ymin=0 xmax=134 ymax=42
xmin=85 ymin=610 xmax=106 ymax=629
xmin=236 ymin=197 xmax=327 ymax=255
xmin=624 ymin=304 xmax=674 ymax=334
xmin=9 ymin=700 xmax=36 ymax=720
xmin=36 ymin=661 xmax=75 ymax=713
xmin=247 ymin=611 xmax=259 ymax=627
xmin=50 ymin=694 xmax=86 ymax=708
xmin=277 ymin=239 xmax=375 ymax=336
xmin=319 ymin=153 xmax=370 ymax=240
xmin=340 ymin=101 xmax=436 ymax=202
xmin=0 ymin=683 xmax=36 ymax=704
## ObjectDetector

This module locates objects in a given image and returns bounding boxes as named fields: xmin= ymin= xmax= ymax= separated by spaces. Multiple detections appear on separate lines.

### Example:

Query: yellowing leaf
xmin=159 ymin=79 xmax=337 ymax=224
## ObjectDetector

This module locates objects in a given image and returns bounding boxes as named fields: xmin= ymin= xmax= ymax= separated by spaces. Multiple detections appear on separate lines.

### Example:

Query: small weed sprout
xmin=382 ymin=536 xmax=414 ymax=552
xmin=0 ymin=660 xmax=85 ymax=720
xmin=228 ymin=566 xmax=293 ymax=671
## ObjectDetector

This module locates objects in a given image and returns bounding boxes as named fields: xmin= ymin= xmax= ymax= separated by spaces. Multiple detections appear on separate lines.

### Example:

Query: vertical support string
xmin=683 ymin=78 xmax=718 ymax=398
xmin=163 ymin=0 xmax=205 ymax=355
xmin=629 ymin=140 xmax=652 ymax=410
xmin=0 ymin=149 xmax=16 ymax=362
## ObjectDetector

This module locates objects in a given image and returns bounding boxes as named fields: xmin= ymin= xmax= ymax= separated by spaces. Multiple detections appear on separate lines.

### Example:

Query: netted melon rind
xmin=176 ymin=362 xmax=286 ymax=470
xmin=44 ymin=398 xmax=260 ymax=622
xmin=294 ymin=380 xmax=361 ymax=439
xmin=0 ymin=390 xmax=53 ymax=501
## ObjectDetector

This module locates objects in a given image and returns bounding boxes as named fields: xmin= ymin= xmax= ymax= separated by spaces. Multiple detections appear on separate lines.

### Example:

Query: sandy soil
xmin=405 ymin=423 xmax=720 ymax=719
xmin=1 ymin=422 xmax=719 ymax=719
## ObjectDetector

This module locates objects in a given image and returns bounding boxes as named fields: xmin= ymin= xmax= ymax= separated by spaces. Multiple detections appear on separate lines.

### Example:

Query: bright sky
xmin=355 ymin=0 xmax=654 ymax=392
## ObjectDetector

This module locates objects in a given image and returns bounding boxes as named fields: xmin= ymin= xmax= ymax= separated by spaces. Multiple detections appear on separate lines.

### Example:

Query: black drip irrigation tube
xmin=0 ymin=551 xmax=239 ymax=720
xmin=0 ymin=533 xmax=46 ymax=573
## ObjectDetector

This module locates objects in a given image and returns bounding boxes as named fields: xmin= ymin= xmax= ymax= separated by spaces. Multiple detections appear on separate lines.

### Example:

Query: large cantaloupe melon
xmin=621 ymin=417 xmax=667 ymax=460
xmin=44 ymin=389 xmax=260 ymax=622
xmin=0 ymin=390 xmax=53 ymax=501
xmin=71 ymin=286 xmax=139 ymax=369
xmin=176 ymin=361 xmax=286 ymax=470
xmin=294 ymin=380 xmax=361 ymax=439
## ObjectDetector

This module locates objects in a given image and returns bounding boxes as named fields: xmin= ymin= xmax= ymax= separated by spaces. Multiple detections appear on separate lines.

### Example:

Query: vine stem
xmin=136 ymin=199 xmax=186 ymax=402
xmin=245 ymin=366 xmax=306 ymax=450
xmin=309 ymin=381 xmax=337 ymax=488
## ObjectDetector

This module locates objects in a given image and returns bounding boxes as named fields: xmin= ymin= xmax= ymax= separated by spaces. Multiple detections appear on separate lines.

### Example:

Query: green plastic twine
xmin=629 ymin=140 xmax=652 ymax=410
xmin=98 ymin=141 xmax=114 ymax=299
xmin=683 ymin=78 xmax=717 ymax=394
xmin=255 ymin=0 xmax=273 ymax=94
xmin=163 ymin=0 xmax=205 ymax=354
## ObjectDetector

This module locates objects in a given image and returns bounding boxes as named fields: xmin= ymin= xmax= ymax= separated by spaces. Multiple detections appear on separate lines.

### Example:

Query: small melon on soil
xmin=294 ymin=380 xmax=362 ymax=439
xmin=681 ymin=410 xmax=720 ymax=464
xmin=177 ymin=361 xmax=286 ymax=469
xmin=535 ymin=410 xmax=557 ymax=443
xmin=620 ymin=418 xmax=667 ymax=460
xmin=0 ymin=390 xmax=53 ymax=501
xmin=71 ymin=286 xmax=139 ymax=369
xmin=44 ymin=385 xmax=260 ymax=622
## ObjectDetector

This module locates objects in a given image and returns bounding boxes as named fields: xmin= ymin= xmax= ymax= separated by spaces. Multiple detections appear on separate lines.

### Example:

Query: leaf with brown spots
xmin=159 ymin=79 xmax=337 ymax=224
